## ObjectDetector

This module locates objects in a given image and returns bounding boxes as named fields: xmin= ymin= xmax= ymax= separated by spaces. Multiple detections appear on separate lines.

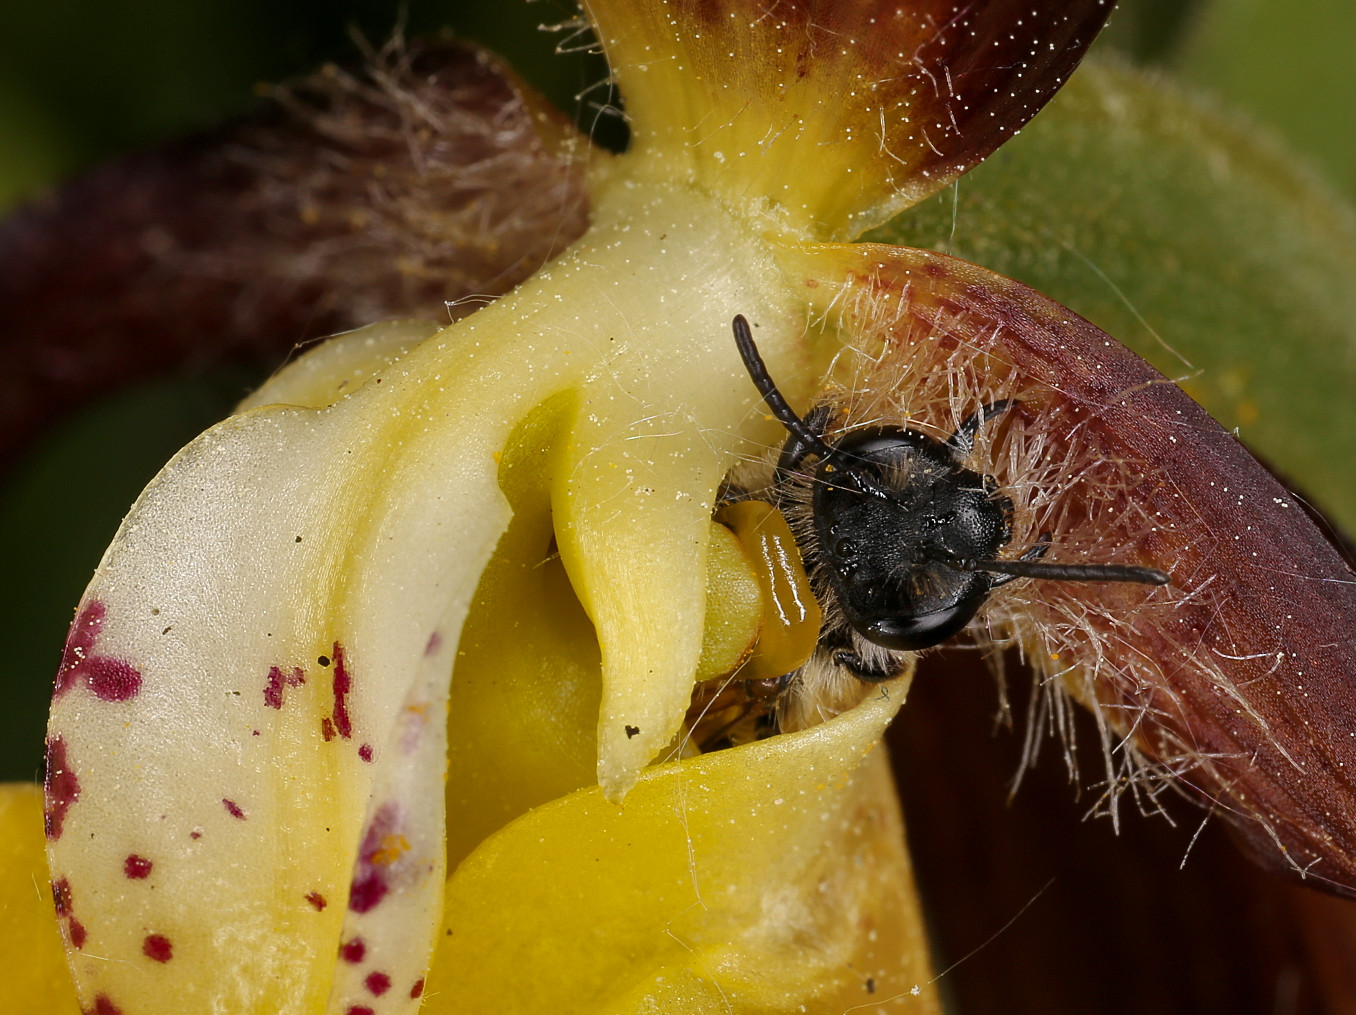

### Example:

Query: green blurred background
xmin=0 ymin=0 xmax=1354 ymax=781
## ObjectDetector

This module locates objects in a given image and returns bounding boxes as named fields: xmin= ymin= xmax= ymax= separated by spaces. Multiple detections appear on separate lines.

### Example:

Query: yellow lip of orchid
xmin=42 ymin=0 xmax=1320 ymax=1012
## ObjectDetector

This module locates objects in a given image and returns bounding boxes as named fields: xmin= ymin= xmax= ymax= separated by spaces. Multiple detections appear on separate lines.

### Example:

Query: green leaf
xmin=1178 ymin=0 xmax=1356 ymax=202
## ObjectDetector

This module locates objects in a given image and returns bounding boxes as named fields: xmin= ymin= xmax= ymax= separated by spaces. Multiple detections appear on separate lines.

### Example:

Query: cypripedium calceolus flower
xmin=5 ymin=1 xmax=1356 ymax=1013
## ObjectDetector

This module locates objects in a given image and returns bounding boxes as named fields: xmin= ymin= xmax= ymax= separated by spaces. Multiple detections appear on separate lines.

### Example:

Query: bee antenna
xmin=733 ymin=315 xmax=838 ymax=463
xmin=959 ymin=556 xmax=1171 ymax=586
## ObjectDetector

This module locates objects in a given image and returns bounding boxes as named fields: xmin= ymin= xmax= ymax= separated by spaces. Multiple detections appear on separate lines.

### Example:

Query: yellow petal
xmin=425 ymin=678 xmax=938 ymax=1014
xmin=583 ymin=0 xmax=1113 ymax=237
xmin=0 ymin=783 xmax=80 ymax=1014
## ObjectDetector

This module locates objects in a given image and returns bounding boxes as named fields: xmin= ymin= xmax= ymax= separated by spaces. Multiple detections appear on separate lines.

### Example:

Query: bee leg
xmin=831 ymin=648 xmax=902 ymax=683
xmin=946 ymin=399 xmax=1017 ymax=457
xmin=696 ymin=674 xmax=792 ymax=751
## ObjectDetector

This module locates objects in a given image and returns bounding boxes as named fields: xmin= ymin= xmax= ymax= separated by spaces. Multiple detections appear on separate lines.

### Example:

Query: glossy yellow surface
xmin=0 ymin=784 xmax=80 ymax=1014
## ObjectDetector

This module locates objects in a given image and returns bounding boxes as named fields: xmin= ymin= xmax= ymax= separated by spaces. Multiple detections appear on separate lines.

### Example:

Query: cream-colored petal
xmin=238 ymin=319 xmax=441 ymax=412
xmin=43 ymin=312 xmax=580 ymax=1011
xmin=43 ymin=177 xmax=809 ymax=1009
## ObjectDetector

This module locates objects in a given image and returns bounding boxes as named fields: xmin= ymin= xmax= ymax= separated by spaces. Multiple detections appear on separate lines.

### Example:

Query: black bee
xmin=730 ymin=313 xmax=1169 ymax=691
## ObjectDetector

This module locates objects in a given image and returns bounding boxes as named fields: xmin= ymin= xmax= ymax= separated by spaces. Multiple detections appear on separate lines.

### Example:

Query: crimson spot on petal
xmin=124 ymin=854 xmax=153 ymax=879
xmin=410 ymin=978 xmax=425 ymax=999
xmin=348 ymin=871 xmax=389 ymax=914
xmin=91 ymin=995 xmax=124 ymax=1015
xmin=340 ymin=937 xmax=366 ymax=964
xmin=54 ymin=600 xmax=105 ymax=697
xmin=142 ymin=933 xmax=173 ymax=962
xmin=263 ymin=664 xmax=305 ymax=709
xmin=349 ymin=803 xmax=404 ymax=913
xmin=331 ymin=641 xmax=354 ymax=739
xmin=69 ymin=916 xmax=87 ymax=949
xmin=358 ymin=743 xmax=373 ymax=762
xmin=365 ymin=971 xmax=391 ymax=996
xmin=53 ymin=600 xmax=142 ymax=702
xmin=222 ymin=799 xmax=246 ymax=819
xmin=85 ymin=656 xmax=142 ymax=702
xmin=51 ymin=877 xmax=72 ymax=916
xmin=44 ymin=735 xmax=80 ymax=840
xmin=305 ymin=890 xmax=327 ymax=911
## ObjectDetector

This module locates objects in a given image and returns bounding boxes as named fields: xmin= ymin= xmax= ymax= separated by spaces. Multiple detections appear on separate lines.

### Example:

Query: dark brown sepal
xmin=0 ymin=37 xmax=591 ymax=471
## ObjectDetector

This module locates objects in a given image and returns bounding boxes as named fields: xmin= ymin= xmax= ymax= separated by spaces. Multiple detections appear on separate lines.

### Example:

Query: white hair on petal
xmin=724 ymin=275 xmax=1288 ymax=852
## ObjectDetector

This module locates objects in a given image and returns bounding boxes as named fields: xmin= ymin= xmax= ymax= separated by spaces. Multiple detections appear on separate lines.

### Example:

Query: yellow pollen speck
xmin=372 ymin=834 xmax=411 ymax=866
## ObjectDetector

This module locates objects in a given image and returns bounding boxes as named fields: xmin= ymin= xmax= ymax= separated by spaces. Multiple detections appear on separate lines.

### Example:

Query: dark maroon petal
xmin=799 ymin=242 xmax=1356 ymax=895
xmin=0 ymin=37 xmax=590 ymax=474
xmin=891 ymin=655 xmax=1319 ymax=1014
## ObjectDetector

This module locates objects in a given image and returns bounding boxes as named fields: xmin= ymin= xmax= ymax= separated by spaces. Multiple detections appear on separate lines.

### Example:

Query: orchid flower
xmin=3 ymin=1 xmax=1356 ymax=1013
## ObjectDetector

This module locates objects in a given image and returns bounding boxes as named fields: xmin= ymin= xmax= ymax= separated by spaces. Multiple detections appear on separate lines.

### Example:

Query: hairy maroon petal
xmin=890 ymin=659 xmax=1318 ymax=1015
xmin=0 ymin=37 xmax=591 ymax=472
xmin=796 ymin=242 xmax=1356 ymax=896
xmin=587 ymin=0 xmax=1113 ymax=235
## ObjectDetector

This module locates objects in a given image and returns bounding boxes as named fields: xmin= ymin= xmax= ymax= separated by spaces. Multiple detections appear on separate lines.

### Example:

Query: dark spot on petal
xmin=348 ymin=871 xmax=389 ymax=914
xmin=624 ymin=724 xmax=640 ymax=738
xmin=44 ymin=736 xmax=80 ymax=840
xmin=54 ymin=601 xmax=105 ymax=697
xmin=305 ymin=891 xmax=327 ymax=911
xmin=339 ymin=937 xmax=366 ymax=964
xmin=358 ymin=743 xmax=373 ymax=763
xmin=189 ymin=830 xmax=202 ymax=840
xmin=51 ymin=877 xmax=72 ymax=916
xmin=142 ymin=933 xmax=173 ymax=962
xmin=321 ymin=717 xmax=336 ymax=741
xmin=69 ymin=916 xmax=87 ymax=949
xmin=365 ymin=971 xmax=391 ymax=996
xmin=866 ymin=976 xmax=876 ymax=994
xmin=222 ymin=799 xmax=246 ymax=819
xmin=85 ymin=657 xmax=142 ymax=702
xmin=410 ymin=978 xmax=425 ymax=999
xmin=346 ymin=1007 xmax=374 ymax=1015
xmin=54 ymin=601 xmax=142 ymax=702
xmin=91 ymin=995 xmax=124 ymax=1015
xmin=317 ymin=655 xmax=330 ymax=667
xmin=331 ymin=642 xmax=353 ymax=739
xmin=123 ymin=854 xmax=153 ymax=879
xmin=349 ymin=802 xmax=404 ymax=913
xmin=263 ymin=665 xmax=305 ymax=709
